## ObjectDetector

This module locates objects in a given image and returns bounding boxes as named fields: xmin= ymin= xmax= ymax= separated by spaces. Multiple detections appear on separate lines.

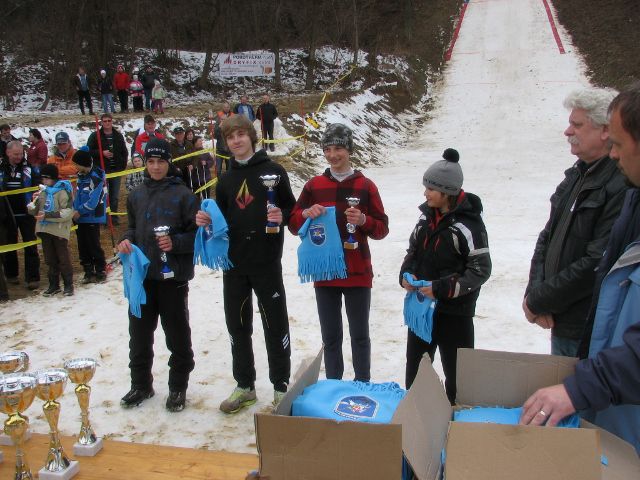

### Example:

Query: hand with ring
xmin=519 ymin=384 xmax=576 ymax=426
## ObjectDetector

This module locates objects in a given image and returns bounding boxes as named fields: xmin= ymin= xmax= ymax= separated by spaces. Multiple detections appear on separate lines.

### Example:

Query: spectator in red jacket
xmin=288 ymin=123 xmax=389 ymax=382
xmin=114 ymin=64 xmax=131 ymax=113
xmin=26 ymin=129 xmax=48 ymax=169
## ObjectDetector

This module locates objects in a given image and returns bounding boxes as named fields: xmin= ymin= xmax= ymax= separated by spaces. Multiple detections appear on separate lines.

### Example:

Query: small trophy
xmin=36 ymin=369 xmax=80 ymax=479
xmin=64 ymin=358 xmax=103 ymax=456
xmin=343 ymin=197 xmax=360 ymax=250
xmin=153 ymin=226 xmax=175 ymax=279
xmin=260 ymin=174 xmax=281 ymax=234
xmin=0 ymin=351 xmax=31 ymax=447
xmin=0 ymin=372 xmax=37 ymax=479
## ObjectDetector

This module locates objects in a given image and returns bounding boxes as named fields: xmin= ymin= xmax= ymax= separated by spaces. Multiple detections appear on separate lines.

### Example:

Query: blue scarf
xmin=297 ymin=206 xmax=347 ymax=283
xmin=402 ymin=272 xmax=436 ymax=343
xmin=193 ymin=199 xmax=233 ymax=271
xmin=41 ymin=180 xmax=73 ymax=225
xmin=292 ymin=379 xmax=406 ymax=424
xmin=118 ymin=244 xmax=150 ymax=318
xmin=454 ymin=406 xmax=581 ymax=428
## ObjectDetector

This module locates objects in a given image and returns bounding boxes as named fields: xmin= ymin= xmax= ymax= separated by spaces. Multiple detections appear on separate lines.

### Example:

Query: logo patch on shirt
xmin=309 ymin=224 xmax=326 ymax=246
xmin=334 ymin=395 xmax=379 ymax=420
xmin=235 ymin=179 xmax=254 ymax=209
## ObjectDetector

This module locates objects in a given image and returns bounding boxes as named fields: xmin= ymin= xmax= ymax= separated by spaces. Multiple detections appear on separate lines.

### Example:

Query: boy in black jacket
xmin=195 ymin=115 xmax=295 ymax=413
xmin=400 ymin=148 xmax=491 ymax=404
xmin=118 ymin=138 xmax=199 ymax=412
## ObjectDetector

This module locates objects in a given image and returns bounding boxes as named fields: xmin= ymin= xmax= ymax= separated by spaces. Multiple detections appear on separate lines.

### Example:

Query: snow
xmin=2 ymin=0 xmax=592 ymax=457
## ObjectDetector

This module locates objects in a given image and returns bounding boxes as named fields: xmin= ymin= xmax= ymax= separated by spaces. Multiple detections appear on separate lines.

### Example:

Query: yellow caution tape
xmin=194 ymin=177 xmax=218 ymax=195
xmin=0 ymin=185 xmax=39 ymax=197
xmin=0 ymin=225 xmax=78 ymax=253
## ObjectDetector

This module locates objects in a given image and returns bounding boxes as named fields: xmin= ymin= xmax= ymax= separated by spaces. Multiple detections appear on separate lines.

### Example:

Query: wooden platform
xmin=0 ymin=433 xmax=258 ymax=479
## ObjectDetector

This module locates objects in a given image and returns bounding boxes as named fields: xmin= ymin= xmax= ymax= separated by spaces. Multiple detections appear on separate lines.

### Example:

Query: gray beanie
xmin=321 ymin=123 xmax=353 ymax=152
xmin=422 ymin=148 xmax=463 ymax=195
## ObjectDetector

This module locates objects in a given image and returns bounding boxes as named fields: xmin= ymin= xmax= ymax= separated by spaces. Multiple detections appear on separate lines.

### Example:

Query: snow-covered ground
xmin=2 ymin=0 xmax=592 ymax=456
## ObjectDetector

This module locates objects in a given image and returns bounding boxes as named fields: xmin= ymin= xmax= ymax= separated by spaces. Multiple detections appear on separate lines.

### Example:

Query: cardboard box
xmin=255 ymin=348 xmax=640 ymax=480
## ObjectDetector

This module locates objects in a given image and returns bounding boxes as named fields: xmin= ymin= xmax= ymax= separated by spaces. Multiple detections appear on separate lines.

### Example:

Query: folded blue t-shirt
xmin=454 ymin=406 xmax=580 ymax=428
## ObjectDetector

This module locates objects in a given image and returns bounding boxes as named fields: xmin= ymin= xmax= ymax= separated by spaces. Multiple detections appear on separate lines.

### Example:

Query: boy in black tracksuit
xmin=400 ymin=149 xmax=491 ymax=404
xmin=118 ymin=138 xmax=199 ymax=412
xmin=196 ymin=115 xmax=295 ymax=413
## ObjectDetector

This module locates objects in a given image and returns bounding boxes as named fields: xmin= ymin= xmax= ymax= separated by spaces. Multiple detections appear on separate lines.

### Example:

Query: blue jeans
xmin=144 ymin=89 xmax=152 ymax=110
xmin=101 ymin=94 xmax=115 ymax=113
xmin=551 ymin=335 xmax=581 ymax=357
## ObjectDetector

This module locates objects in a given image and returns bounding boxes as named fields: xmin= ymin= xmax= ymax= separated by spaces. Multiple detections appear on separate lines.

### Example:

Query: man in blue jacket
xmin=520 ymin=83 xmax=640 ymax=454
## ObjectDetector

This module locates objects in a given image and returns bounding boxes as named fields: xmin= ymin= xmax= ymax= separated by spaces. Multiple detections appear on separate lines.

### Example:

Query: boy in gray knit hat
xmin=400 ymin=148 xmax=491 ymax=404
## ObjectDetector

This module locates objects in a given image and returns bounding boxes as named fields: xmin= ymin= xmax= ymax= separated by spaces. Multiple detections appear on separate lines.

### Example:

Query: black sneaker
xmin=120 ymin=388 xmax=154 ymax=408
xmin=82 ymin=273 xmax=94 ymax=284
xmin=63 ymin=285 xmax=74 ymax=296
xmin=95 ymin=271 xmax=107 ymax=283
xmin=43 ymin=286 xmax=61 ymax=297
xmin=166 ymin=390 xmax=186 ymax=412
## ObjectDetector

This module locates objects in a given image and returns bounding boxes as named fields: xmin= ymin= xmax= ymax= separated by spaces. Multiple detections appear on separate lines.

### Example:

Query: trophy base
xmin=0 ymin=429 xmax=31 ymax=446
xmin=39 ymin=460 xmax=80 ymax=480
xmin=343 ymin=241 xmax=359 ymax=250
xmin=265 ymin=226 xmax=280 ymax=234
xmin=161 ymin=271 xmax=175 ymax=280
xmin=73 ymin=437 xmax=103 ymax=457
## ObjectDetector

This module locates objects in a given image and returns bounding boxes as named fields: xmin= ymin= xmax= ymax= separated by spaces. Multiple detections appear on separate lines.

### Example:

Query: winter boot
xmin=95 ymin=271 xmax=107 ymax=283
xmin=166 ymin=390 xmax=187 ymax=412
xmin=43 ymin=275 xmax=61 ymax=297
xmin=120 ymin=387 xmax=155 ymax=408
xmin=81 ymin=266 xmax=94 ymax=284
xmin=62 ymin=275 xmax=74 ymax=296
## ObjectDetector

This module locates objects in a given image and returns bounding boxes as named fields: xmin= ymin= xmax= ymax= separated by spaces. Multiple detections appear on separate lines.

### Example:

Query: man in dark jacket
xmin=256 ymin=94 xmax=278 ymax=152
xmin=140 ymin=66 xmax=157 ymax=111
xmin=168 ymin=126 xmax=195 ymax=183
xmin=118 ymin=137 xmax=199 ymax=413
xmin=520 ymin=84 xmax=640 ymax=454
xmin=73 ymin=67 xmax=94 ymax=115
xmin=523 ymin=88 xmax=627 ymax=357
xmin=0 ymin=141 xmax=40 ymax=289
xmin=87 ymin=113 xmax=129 ymax=224
xmin=195 ymin=115 xmax=295 ymax=413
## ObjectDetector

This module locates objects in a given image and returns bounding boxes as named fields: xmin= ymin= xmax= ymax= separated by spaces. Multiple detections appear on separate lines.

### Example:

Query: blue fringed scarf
xmin=292 ymin=379 xmax=406 ymax=424
xmin=193 ymin=199 xmax=233 ymax=271
xmin=403 ymin=272 xmax=437 ymax=343
xmin=40 ymin=180 xmax=73 ymax=225
xmin=118 ymin=244 xmax=150 ymax=318
xmin=297 ymin=206 xmax=347 ymax=283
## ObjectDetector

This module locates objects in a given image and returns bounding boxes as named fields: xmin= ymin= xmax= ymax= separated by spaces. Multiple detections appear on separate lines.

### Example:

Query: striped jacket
xmin=399 ymin=191 xmax=491 ymax=316
xmin=288 ymin=169 xmax=389 ymax=288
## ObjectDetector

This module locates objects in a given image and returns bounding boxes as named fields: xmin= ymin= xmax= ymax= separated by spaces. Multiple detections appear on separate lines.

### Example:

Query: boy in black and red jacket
xmin=288 ymin=123 xmax=389 ymax=382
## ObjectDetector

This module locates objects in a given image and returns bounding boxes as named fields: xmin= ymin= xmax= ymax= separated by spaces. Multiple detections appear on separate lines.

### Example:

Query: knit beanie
xmin=39 ymin=164 xmax=59 ymax=180
xmin=321 ymin=123 xmax=353 ymax=152
xmin=72 ymin=149 xmax=93 ymax=168
xmin=422 ymin=148 xmax=463 ymax=195
xmin=145 ymin=137 xmax=171 ymax=162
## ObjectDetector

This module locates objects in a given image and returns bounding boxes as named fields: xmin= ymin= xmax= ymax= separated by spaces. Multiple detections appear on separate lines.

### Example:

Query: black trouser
xmin=77 ymin=90 xmax=93 ymax=114
xmin=261 ymin=121 xmax=275 ymax=151
xmin=3 ymin=214 xmax=40 ymax=282
xmin=75 ymin=223 xmax=106 ymax=274
xmin=405 ymin=310 xmax=474 ymax=404
xmin=117 ymin=90 xmax=129 ymax=112
xmin=132 ymin=96 xmax=144 ymax=112
xmin=107 ymin=176 xmax=122 ymax=222
xmin=39 ymin=232 xmax=73 ymax=282
xmin=0 ymin=227 xmax=8 ymax=299
xmin=315 ymin=286 xmax=371 ymax=382
xmin=223 ymin=271 xmax=291 ymax=390
xmin=129 ymin=279 xmax=194 ymax=392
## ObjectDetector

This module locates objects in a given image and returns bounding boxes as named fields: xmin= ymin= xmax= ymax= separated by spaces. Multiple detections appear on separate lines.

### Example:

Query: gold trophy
xmin=35 ymin=369 xmax=80 ymax=479
xmin=63 ymin=359 xmax=103 ymax=456
xmin=0 ymin=372 xmax=37 ymax=480
xmin=0 ymin=351 xmax=31 ymax=447
xmin=343 ymin=197 xmax=361 ymax=250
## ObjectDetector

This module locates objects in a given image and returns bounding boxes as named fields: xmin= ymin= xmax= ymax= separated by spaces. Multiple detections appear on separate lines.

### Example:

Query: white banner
xmin=218 ymin=53 xmax=275 ymax=77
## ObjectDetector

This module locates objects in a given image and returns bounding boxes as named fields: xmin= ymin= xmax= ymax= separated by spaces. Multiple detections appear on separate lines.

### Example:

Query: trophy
xmin=63 ymin=358 xmax=103 ymax=456
xmin=0 ymin=351 xmax=31 ymax=446
xmin=153 ymin=226 xmax=175 ymax=279
xmin=0 ymin=372 xmax=37 ymax=479
xmin=260 ymin=174 xmax=281 ymax=234
xmin=35 ymin=369 xmax=80 ymax=479
xmin=343 ymin=197 xmax=361 ymax=250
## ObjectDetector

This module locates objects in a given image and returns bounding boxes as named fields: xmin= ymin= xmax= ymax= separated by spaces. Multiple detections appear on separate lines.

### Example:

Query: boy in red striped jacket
xmin=288 ymin=123 xmax=389 ymax=382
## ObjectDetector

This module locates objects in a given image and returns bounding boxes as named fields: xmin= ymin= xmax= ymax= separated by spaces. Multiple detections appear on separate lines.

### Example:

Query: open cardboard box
xmin=254 ymin=348 xmax=640 ymax=479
